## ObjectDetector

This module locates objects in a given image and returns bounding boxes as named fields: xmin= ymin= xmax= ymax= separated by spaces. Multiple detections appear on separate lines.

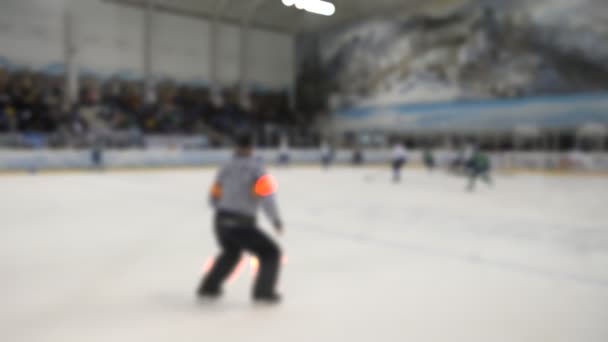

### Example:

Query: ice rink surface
xmin=1 ymin=166 xmax=608 ymax=342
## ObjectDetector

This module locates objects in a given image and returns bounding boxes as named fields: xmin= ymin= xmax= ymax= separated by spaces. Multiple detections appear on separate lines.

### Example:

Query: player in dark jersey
xmin=423 ymin=148 xmax=436 ymax=172
xmin=467 ymin=149 xmax=493 ymax=191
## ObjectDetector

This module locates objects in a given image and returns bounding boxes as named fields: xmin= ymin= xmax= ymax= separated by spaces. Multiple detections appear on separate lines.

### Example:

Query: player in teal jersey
xmin=467 ymin=149 xmax=493 ymax=191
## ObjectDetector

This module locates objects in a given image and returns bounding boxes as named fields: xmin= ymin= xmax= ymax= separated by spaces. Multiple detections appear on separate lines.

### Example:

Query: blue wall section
xmin=335 ymin=93 xmax=608 ymax=131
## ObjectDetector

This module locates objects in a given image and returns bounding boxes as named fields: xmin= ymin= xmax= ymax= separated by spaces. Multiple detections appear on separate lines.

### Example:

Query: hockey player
xmin=391 ymin=142 xmax=408 ymax=182
xmin=463 ymin=142 xmax=475 ymax=172
xmin=467 ymin=149 xmax=493 ymax=191
xmin=320 ymin=141 xmax=333 ymax=169
xmin=423 ymin=148 xmax=436 ymax=172
xmin=91 ymin=138 xmax=104 ymax=170
xmin=352 ymin=146 xmax=364 ymax=166
xmin=197 ymin=133 xmax=284 ymax=303
xmin=277 ymin=135 xmax=290 ymax=166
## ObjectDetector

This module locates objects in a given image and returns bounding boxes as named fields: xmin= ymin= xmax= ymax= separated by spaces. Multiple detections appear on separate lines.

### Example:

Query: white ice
xmin=1 ymin=167 xmax=608 ymax=342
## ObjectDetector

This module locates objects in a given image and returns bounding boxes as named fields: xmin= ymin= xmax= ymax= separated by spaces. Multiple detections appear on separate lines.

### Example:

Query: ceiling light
xmin=282 ymin=0 xmax=336 ymax=17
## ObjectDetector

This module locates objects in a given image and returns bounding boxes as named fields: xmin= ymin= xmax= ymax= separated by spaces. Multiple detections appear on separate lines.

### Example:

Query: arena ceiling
xmin=104 ymin=0 xmax=473 ymax=34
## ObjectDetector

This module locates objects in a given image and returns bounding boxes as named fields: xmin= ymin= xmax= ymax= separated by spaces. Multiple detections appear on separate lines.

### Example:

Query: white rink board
xmin=1 ymin=168 xmax=607 ymax=342
xmin=1 ymin=149 xmax=608 ymax=171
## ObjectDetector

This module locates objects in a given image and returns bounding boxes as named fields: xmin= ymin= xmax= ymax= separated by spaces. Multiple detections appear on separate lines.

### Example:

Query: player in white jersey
xmin=277 ymin=135 xmax=290 ymax=166
xmin=320 ymin=141 xmax=333 ymax=169
xmin=391 ymin=142 xmax=408 ymax=182
xmin=197 ymin=133 xmax=284 ymax=303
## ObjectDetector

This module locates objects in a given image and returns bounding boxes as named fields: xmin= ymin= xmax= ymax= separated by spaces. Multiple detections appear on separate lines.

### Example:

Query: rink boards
xmin=1 ymin=149 xmax=608 ymax=172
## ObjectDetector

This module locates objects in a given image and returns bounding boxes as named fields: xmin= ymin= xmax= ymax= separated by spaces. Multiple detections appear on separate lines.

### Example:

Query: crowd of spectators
xmin=0 ymin=68 xmax=314 ymax=147
xmin=0 ymin=69 xmax=63 ymax=133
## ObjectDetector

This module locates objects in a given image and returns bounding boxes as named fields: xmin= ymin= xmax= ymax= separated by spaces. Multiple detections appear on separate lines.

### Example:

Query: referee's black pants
xmin=199 ymin=211 xmax=281 ymax=297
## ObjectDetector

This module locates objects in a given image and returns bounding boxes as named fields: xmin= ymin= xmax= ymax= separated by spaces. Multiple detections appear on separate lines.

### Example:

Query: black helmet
xmin=235 ymin=131 xmax=254 ymax=149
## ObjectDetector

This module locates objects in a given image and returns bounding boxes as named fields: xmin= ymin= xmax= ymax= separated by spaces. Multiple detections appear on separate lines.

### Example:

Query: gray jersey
xmin=211 ymin=156 xmax=281 ymax=225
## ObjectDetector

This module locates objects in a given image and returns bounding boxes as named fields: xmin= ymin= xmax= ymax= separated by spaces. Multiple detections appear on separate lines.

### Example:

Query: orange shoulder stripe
xmin=253 ymin=174 xmax=278 ymax=197
xmin=210 ymin=183 xmax=222 ymax=198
